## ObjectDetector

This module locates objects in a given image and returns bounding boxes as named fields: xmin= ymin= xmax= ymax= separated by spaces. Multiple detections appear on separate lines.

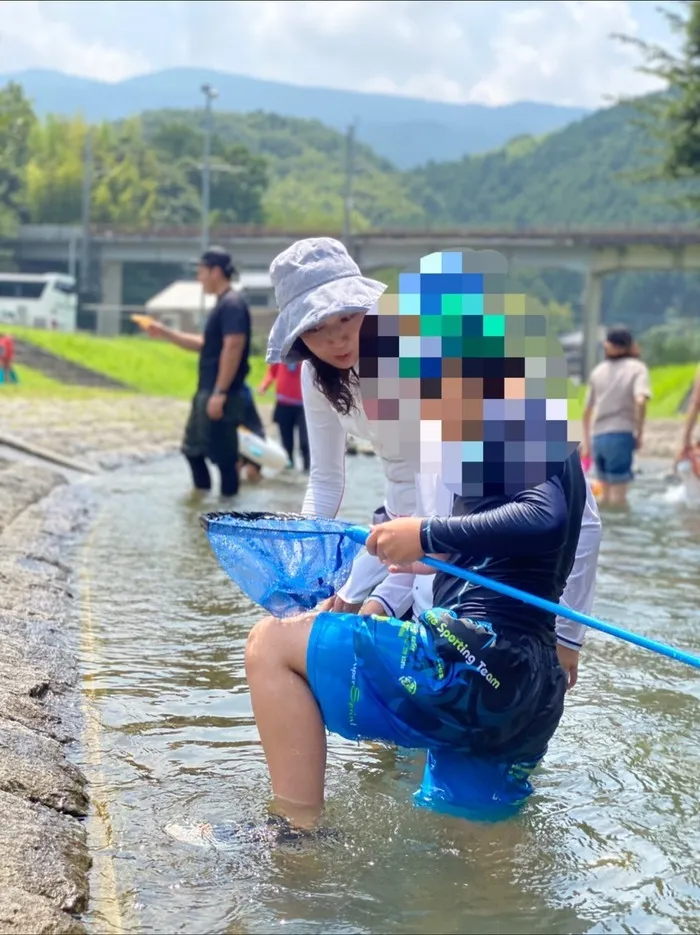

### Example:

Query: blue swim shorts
xmin=592 ymin=431 xmax=635 ymax=484
xmin=306 ymin=608 xmax=566 ymax=818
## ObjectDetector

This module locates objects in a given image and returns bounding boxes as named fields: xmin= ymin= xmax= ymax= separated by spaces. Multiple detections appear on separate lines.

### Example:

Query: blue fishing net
xmin=200 ymin=511 xmax=366 ymax=617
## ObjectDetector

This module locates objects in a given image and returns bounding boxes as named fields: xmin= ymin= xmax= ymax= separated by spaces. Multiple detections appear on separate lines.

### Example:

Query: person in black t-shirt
xmin=145 ymin=246 xmax=251 ymax=497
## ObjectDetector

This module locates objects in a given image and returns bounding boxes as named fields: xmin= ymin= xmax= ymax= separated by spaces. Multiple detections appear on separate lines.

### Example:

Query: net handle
xmin=344 ymin=525 xmax=700 ymax=671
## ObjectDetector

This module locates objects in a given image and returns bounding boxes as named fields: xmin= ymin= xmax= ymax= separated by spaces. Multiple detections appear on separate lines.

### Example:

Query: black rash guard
xmin=419 ymin=451 xmax=587 ymax=643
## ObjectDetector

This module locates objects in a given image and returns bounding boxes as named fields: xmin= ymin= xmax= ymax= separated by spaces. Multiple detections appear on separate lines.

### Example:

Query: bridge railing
xmin=85 ymin=222 xmax=700 ymax=240
xmin=12 ymin=222 xmax=700 ymax=242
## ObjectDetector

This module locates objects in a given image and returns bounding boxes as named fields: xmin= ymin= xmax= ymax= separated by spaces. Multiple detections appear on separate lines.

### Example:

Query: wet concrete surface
xmin=0 ymin=461 xmax=92 ymax=934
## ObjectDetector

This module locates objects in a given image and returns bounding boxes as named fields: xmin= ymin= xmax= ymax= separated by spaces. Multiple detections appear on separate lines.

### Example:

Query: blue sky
xmin=0 ymin=1 xmax=678 ymax=107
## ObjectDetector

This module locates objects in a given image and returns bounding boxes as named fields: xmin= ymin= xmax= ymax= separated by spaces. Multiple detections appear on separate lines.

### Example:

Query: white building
xmin=145 ymin=273 xmax=276 ymax=335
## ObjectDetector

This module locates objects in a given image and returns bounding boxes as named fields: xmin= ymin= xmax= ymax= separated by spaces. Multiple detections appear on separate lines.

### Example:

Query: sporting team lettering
xmin=436 ymin=619 xmax=501 ymax=689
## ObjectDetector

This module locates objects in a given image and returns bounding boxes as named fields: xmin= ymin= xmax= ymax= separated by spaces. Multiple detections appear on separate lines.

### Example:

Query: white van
xmin=0 ymin=272 xmax=78 ymax=332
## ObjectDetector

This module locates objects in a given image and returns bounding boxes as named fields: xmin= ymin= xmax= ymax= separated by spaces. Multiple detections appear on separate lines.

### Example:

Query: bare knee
xmin=245 ymin=615 xmax=280 ymax=679
xmin=245 ymin=611 xmax=317 ymax=683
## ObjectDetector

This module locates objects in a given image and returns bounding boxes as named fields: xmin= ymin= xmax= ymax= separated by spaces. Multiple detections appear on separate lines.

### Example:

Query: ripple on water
xmin=75 ymin=456 xmax=700 ymax=935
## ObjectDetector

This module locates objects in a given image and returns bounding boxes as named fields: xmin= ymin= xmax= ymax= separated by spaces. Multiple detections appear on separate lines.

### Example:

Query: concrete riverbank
xmin=0 ymin=462 xmax=92 ymax=934
xmin=0 ymin=393 xmax=688 ymax=933
xmin=0 ymin=395 xmax=687 ymax=464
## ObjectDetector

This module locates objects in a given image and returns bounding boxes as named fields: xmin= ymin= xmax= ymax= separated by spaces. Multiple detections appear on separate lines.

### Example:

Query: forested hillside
xmin=408 ymin=98 xmax=697 ymax=226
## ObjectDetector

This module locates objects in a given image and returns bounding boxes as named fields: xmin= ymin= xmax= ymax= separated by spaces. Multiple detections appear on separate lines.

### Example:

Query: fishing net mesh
xmin=200 ymin=511 xmax=365 ymax=617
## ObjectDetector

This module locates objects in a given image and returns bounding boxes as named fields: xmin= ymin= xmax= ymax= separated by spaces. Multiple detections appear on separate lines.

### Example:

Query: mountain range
xmin=0 ymin=67 xmax=590 ymax=169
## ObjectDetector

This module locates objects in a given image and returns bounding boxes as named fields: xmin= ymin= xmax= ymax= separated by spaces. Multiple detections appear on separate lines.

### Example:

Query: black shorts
xmin=182 ymin=390 xmax=245 ymax=465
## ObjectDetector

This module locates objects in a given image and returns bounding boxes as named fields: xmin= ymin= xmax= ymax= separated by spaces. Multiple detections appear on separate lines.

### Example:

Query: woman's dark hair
xmin=291 ymin=337 xmax=359 ymax=416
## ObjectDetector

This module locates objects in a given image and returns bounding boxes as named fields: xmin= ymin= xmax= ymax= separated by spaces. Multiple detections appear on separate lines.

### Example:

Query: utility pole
xmin=342 ymin=120 xmax=357 ymax=255
xmin=80 ymin=130 xmax=93 ymax=300
xmin=200 ymin=83 xmax=218 ymax=254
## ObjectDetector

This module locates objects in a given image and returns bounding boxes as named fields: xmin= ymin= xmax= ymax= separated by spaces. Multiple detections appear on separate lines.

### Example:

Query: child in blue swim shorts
xmin=244 ymin=448 xmax=587 ymax=835
xmin=307 ymin=605 xmax=564 ymax=818
xmin=239 ymin=237 xmax=589 ymax=842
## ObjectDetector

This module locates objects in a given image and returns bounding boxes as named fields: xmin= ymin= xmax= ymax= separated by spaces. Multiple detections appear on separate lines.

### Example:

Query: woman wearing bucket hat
xmin=265 ymin=237 xmax=422 ymax=623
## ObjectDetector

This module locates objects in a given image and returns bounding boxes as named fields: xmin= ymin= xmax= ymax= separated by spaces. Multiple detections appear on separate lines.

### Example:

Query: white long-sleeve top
xmin=300 ymin=360 xmax=602 ymax=648
xmin=553 ymin=480 xmax=602 ymax=649
xmin=300 ymin=361 xmax=417 ymax=617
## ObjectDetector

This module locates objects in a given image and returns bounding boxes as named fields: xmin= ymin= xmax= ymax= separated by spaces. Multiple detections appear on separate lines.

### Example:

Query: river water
xmin=74 ymin=454 xmax=700 ymax=935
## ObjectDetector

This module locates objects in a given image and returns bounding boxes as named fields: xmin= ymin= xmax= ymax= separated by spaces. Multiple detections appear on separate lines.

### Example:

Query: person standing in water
xmin=258 ymin=361 xmax=310 ymax=472
xmin=675 ymin=364 xmax=700 ymax=468
xmin=581 ymin=326 xmax=651 ymax=508
xmin=146 ymin=246 xmax=251 ymax=497
xmin=243 ymin=243 xmax=589 ymax=838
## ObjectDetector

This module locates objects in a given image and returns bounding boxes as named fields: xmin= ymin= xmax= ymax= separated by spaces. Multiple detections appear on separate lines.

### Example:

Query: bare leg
xmin=608 ymin=482 xmax=628 ymax=507
xmin=245 ymin=611 xmax=326 ymax=830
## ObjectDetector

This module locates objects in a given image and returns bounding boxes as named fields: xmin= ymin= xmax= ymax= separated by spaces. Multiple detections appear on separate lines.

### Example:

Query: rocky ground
xmin=1 ymin=396 xmax=196 ymax=470
xmin=0 ymin=393 xmax=687 ymax=934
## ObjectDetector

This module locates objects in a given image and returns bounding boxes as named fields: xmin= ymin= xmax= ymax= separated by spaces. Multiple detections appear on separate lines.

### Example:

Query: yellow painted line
xmin=78 ymin=508 xmax=128 ymax=935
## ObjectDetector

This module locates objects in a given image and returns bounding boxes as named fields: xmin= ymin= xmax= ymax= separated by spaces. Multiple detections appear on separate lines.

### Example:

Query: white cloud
xmin=0 ymin=0 xmax=149 ymax=82
xmin=0 ymin=0 xmax=670 ymax=107
xmin=468 ymin=0 xmax=665 ymax=106
xmin=223 ymin=1 xmax=487 ymax=103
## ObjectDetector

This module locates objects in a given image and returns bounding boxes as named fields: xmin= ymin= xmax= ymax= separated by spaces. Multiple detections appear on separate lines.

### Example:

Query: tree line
xmin=0 ymin=85 xmax=423 ymax=235
xmin=0 ymin=83 xmax=269 ymax=233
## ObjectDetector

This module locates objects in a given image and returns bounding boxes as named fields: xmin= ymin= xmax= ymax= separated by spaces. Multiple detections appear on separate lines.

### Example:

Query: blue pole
xmin=344 ymin=525 xmax=700 ymax=672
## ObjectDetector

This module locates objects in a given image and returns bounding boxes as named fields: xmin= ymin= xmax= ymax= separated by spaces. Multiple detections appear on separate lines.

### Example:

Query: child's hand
xmin=358 ymin=599 xmax=388 ymax=616
xmin=366 ymin=517 xmax=424 ymax=565
xmin=257 ymin=383 xmax=269 ymax=395
xmin=556 ymin=644 xmax=580 ymax=690
xmin=330 ymin=596 xmax=363 ymax=613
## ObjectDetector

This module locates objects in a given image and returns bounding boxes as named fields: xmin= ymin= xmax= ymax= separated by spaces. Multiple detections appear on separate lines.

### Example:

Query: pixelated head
xmin=358 ymin=249 xmax=580 ymax=498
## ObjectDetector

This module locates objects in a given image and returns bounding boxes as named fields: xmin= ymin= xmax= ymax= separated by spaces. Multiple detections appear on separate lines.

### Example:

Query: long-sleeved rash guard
xmin=420 ymin=451 xmax=587 ymax=641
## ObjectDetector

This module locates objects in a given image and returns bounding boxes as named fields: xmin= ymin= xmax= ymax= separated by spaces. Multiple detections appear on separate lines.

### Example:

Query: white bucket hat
xmin=266 ymin=237 xmax=387 ymax=364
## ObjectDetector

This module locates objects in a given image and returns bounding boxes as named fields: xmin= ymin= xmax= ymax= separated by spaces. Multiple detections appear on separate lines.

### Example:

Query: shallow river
xmin=73 ymin=455 xmax=700 ymax=935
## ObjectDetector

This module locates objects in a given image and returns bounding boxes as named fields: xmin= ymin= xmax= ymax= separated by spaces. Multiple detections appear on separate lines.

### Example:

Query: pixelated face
xmin=300 ymin=310 xmax=366 ymax=369
xmin=358 ymin=250 xmax=579 ymax=498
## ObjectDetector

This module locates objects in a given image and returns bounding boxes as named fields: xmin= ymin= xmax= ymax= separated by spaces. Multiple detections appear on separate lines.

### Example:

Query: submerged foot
xmin=165 ymin=814 xmax=339 ymax=852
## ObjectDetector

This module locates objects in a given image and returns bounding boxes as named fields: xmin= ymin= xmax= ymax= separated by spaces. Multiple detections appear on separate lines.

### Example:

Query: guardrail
xmin=11 ymin=222 xmax=700 ymax=242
